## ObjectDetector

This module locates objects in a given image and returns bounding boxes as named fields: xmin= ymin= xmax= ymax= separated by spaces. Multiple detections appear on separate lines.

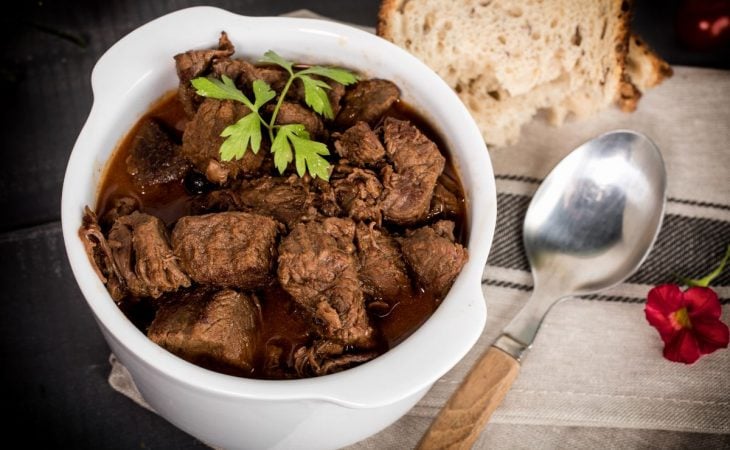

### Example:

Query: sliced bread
xmin=378 ymin=0 xmax=669 ymax=147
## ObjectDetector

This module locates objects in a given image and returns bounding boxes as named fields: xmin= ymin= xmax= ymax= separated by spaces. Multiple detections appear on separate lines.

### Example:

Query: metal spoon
xmin=418 ymin=130 xmax=667 ymax=450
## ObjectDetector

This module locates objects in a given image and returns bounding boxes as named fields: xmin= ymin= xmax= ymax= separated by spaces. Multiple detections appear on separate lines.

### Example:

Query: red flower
xmin=645 ymin=284 xmax=729 ymax=364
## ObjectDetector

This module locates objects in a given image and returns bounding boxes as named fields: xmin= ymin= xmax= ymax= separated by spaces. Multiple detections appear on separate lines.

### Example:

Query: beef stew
xmin=80 ymin=33 xmax=468 ymax=379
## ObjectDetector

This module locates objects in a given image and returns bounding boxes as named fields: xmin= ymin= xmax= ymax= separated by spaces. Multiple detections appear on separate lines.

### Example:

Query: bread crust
xmin=618 ymin=73 xmax=642 ymax=112
xmin=612 ymin=0 xmax=636 ymax=109
xmin=377 ymin=0 xmax=401 ymax=38
xmin=627 ymin=33 xmax=674 ymax=90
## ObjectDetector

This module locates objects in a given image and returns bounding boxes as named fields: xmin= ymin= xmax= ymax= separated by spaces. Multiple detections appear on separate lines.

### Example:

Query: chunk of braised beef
xmin=380 ymin=117 xmax=445 ymax=225
xmin=335 ymin=79 xmax=400 ymax=128
xmin=175 ymin=32 xmax=235 ymax=117
xmin=269 ymin=102 xmax=325 ymax=139
xmin=277 ymin=218 xmax=373 ymax=347
xmin=212 ymin=59 xmax=291 ymax=94
xmin=237 ymin=175 xmax=315 ymax=229
xmin=80 ymin=207 xmax=127 ymax=301
xmin=211 ymin=59 xmax=292 ymax=99
xmin=148 ymin=288 xmax=261 ymax=374
xmin=428 ymin=181 xmax=463 ymax=220
xmin=293 ymin=340 xmax=377 ymax=377
xmin=100 ymin=197 xmax=138 ymax=231
xmin=355 ymin=222 xmax=411 ymax=303
xmin=399 ymin=220 xmax=468 ymax=298
xmin=172 ymin=212 xmax=278 ymax=289
xmin=333 ymin=121 xmax=385 ymax=167
xmin=211 ymin=58 xmax=254 ymax=86
xmin=181 ymin=98 xmax=266 ymax=184
xmin=332 ymin=166 xmax=383 ymax=223
xmin=251 ymin=65 xmax=291 ymax=94
xmin=126 ymin=119 xmax=190 ymax=188
xmin=108 ymin=211 xmax=191 ymax=299
xmin=310 ymin=177 xmax=342 ymax=217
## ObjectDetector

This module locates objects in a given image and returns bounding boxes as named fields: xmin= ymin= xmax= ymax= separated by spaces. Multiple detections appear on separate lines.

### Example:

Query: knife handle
xmin=417 ymin=346 xmax=520 ymax=450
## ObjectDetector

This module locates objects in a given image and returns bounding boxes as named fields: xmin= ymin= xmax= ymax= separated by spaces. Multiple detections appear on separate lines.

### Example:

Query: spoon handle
xmin=417 ymin=346 xmax=520 ymax=450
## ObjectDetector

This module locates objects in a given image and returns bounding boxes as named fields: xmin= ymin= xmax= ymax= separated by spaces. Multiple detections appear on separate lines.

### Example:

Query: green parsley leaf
xmin=298 ymin=66 xmax=359 ymax=85
xmin=219 ymin=113 xmax=262 ymax=161
xmin=260 ymin=50 xmax=293 ymax=74
xmin=299 ymin=75 xmax=334 ymax=119
xmin=271 ymin=124 xmax=330 ymax=180
xmin=252 ymin=79 xmax=276 ymax=109
xmin=270 ymin=124 xmax=304 ymax=174
xmin=290 ymin=134 xmax=331 ymax=180
xmin=271 ymin=124 xmax=306 ymax=174
xmin=191 ymin=75 xmax=253 ymax=109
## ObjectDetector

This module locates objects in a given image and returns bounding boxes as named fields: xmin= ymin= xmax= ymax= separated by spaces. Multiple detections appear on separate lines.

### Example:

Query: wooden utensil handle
xmin=417 ymin=346 xmax=521 ymax=450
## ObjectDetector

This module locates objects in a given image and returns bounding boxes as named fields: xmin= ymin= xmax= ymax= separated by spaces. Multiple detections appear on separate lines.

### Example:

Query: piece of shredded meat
xmin=108 ymin=211 xmax=191 ymax=298
xmin=174 ymin=31 xmax=235 ymax=117
xmin=293 ymin=340 xmax=377 ymax=377
xmin=80 ymin=207 xmax=126 ymax=300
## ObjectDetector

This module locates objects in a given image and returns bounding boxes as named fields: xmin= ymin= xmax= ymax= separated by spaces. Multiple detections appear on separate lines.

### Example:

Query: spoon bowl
xmin=524 ymin=130 xmax=667 ymax=296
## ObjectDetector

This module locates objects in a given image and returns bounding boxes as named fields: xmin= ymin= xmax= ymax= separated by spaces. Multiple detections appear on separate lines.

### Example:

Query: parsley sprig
xmin=190 ymin=51 xmax=358 ymax=180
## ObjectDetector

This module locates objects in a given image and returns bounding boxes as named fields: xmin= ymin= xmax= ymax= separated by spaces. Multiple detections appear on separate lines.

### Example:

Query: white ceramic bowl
xmin=61 ymin=6 xmax=496 ymax=449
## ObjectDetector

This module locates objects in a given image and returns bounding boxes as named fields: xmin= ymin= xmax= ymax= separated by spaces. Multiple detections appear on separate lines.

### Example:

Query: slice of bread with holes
xmin=378 ymin=0 xmax=671 ymax=147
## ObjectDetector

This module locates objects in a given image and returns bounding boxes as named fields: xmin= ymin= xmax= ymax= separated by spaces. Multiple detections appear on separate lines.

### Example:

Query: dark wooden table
xmin=1 ymin=0 xmax=726 ymax=447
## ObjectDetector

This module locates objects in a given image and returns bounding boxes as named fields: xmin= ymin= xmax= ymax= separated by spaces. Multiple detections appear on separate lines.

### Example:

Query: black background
xmin=1 ymin=1 xmax=727 ymax=448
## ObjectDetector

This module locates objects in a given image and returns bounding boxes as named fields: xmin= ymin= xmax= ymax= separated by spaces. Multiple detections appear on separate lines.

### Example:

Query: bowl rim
xmin=61 ymin=6 xmax=497 ymax=409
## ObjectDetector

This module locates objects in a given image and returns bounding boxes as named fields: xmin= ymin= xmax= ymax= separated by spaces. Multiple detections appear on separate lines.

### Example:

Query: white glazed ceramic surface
xmin=61 ymin=6 xmax=497 ymax=450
